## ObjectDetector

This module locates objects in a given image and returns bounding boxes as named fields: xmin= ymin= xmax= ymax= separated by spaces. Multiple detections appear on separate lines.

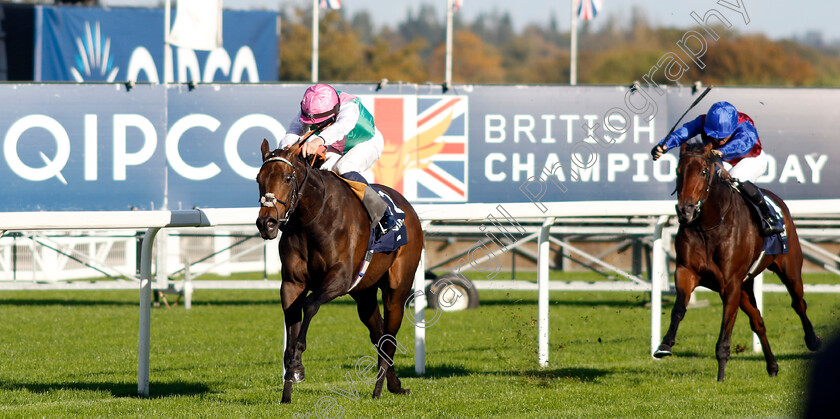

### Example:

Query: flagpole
xmin=164 ymin=0 xmax=171 ymax=85
xmin=312 ymin=0 xmax=319 ymax=83
xmin=570 ymin=0 xmax=577 ymax=85
xmin=444 ymin=0 xmax=454 ymax=89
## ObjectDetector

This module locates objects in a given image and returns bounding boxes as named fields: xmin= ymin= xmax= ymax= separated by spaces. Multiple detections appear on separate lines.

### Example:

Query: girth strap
xmin=349 ymin=250 xmax=374 ymax=292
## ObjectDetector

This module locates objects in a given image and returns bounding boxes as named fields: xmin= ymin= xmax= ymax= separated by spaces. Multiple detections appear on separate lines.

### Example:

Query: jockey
xmin=279 ymin=83 xmax=397 ymax=236
xmin=651 ymin=101 xmax=784 ymax=236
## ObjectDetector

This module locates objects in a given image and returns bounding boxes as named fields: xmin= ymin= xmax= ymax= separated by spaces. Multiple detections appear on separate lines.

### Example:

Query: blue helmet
xmin=704 ymin=101 xmax=739 ymax=139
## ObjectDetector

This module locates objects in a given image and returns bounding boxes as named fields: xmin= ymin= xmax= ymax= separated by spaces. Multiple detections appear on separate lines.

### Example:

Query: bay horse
xmin=653 ymin=141 xmax=821 ymax=381
xmin=255 ymin=139 xmax=423 ymax=403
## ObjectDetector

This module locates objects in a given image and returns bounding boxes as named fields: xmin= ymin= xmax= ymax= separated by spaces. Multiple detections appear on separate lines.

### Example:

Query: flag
xmin=320 ymin=0 xmax=342 ymax=9
xmin=576 ymin=0 xmax=602 ymax=21
xmin=452 ymin=0 xmax=464 ymax=13
xmin=169 ymin=0 xmax=223 ymax=51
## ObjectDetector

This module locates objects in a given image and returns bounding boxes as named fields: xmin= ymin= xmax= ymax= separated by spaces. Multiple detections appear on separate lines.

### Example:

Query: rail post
xmin=538 ymin=217 xmax=555 ymax=367
xmin=138 ymin=227 xmax=161 ymax=396
xmin=651 ymin=215 xmax=669 ymax=356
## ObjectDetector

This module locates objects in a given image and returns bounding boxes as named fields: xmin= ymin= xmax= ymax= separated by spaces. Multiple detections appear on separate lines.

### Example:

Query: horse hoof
xmin=807 ymin=336 xmax=823 ymax=351
xmin=389 ymin=388 xmax=410 ymax=395
xmin=388 ymin=384 xmax=411 ymax=395
xmin=653 ymin=344 xmax=672 ymax=358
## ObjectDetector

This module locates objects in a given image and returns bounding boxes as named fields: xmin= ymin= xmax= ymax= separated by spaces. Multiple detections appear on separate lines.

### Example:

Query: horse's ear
xmin=260 ymin=139 xmax=271 ymax=161
xmin=679 ymin=143 xmax=688 ymax=156
xmin=286 ymin=140 xmax=302 ymax=156
xmin=703 ymin=141 xmax=714 ymax=155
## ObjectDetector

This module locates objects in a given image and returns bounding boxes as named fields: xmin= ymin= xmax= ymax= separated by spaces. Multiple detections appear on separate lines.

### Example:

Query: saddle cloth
xmin=367 ymin=187 xmax=408 ymax=253
xmin=336 ymin=175 xmax=408 ymax=254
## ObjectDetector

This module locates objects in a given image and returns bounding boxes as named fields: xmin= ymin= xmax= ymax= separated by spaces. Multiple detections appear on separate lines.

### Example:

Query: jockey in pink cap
xmin=279 ymin=83 xmax=397 ymax=236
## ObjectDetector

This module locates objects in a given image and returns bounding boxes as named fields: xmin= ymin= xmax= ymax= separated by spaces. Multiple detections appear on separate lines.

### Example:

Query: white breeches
xmin=320 ymin=129 xmax=384 ymax=176
xmin=723 ymin=150 xmax=769 ymax=183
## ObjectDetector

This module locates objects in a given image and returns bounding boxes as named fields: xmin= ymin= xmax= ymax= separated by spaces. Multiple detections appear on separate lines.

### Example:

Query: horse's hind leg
xmin=351 ymin=287 xmax=386 ymax=348
xmin=739 ymin=285 xmax=778 ymax=377
xmin=375 ymin=273 xmax=413 ymax=398
xmin=768 ymin=254 xmax=822 ymax=351
xmin=655 ymin=266 xmax=699 ymax=357
xmin=350 ymin=287 xmax=389 ymax=398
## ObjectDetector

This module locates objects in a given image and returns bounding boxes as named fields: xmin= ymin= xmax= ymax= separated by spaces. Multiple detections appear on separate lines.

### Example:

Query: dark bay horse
xmin=654 ymin=142 xmax=821 ymax=381
xmin=255 ymin=139 xmax=423 ymax=403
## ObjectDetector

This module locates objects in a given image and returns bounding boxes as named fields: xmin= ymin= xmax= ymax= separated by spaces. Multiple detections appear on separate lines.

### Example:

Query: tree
xmin=430 ymin=31 xmax=505 ymax=83
xmin=278 ymin=8 xmax=312 ymax=81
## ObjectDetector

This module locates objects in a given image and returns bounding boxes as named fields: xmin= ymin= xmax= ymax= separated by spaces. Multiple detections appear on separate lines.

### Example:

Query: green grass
xmin=0 ymin=273 xmax=838 ymax=418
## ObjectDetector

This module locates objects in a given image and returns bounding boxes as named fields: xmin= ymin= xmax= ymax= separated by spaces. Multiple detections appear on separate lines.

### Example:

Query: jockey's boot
xmin=739 ymin=181 xmax=785 ymax=236
xmin=341 ymin=172 xmax=387 ymax=230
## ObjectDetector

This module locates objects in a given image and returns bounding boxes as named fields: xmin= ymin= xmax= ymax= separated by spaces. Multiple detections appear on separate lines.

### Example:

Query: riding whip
xmin=665 ymin=85 xmax=713 ymax=141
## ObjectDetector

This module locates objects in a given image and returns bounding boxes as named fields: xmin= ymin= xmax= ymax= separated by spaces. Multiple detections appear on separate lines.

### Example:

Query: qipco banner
xmin=36 ymin=6 xmax=277 ymax=83
xmin=0 ymin=84 xmax=837 ymax=211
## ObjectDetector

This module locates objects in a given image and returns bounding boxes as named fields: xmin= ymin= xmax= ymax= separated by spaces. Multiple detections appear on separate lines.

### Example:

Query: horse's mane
xmin=679 ymin=140 xmax=710 ymax=157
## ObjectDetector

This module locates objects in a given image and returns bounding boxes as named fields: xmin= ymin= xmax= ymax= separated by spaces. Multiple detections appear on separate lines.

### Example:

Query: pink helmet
xmin=300 ymin=84 xmax=340 ymax=125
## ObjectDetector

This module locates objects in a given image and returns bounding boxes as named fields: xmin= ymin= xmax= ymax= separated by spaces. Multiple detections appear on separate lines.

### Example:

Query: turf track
xmin=0 ymin=272 xmax=837 ymax=418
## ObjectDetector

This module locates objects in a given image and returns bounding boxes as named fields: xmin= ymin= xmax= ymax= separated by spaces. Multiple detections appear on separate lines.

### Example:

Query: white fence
xmin=1 ymin=200 xmax=839 ymax=394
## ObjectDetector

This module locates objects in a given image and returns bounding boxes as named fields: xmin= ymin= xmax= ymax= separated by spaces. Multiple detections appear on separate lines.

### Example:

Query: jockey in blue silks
xmin=651 ymin=101 xmax=784 ymax=236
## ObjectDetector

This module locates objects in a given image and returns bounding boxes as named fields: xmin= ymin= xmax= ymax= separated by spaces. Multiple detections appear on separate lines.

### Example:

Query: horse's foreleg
xmin=716 ymin=287 xmax=741 ymax=382
xmin=289 ymin=272 xmax=349 ymax=385
xmin=655 ymin=266 xmax=698 ymax=358
xmin=281 ymin=281 xmax=306 ymax=403
xmin=739 ymin=286 xmax=778 ymax=377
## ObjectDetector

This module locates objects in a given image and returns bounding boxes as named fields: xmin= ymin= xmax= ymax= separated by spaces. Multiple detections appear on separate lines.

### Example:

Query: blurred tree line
xmin=279 ymin=4 xmax=840 ymax=87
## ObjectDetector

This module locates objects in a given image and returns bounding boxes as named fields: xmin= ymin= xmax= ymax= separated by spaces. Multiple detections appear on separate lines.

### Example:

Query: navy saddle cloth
xmin=367 ymin=186 xmax=408 ymax=253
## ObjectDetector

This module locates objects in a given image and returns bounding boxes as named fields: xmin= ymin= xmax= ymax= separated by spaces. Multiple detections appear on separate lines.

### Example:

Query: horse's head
xmin=255 ymin=139 xmax=303 ymax=240
xmin=675 ymin=142 xmax=717 ymax=225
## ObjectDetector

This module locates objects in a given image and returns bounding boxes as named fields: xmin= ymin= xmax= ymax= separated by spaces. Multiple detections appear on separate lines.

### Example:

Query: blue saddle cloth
xmin=367 ymin=187 xmax=408 ymax=253
xmin=763 ymin=234 xmax=788 ymax=255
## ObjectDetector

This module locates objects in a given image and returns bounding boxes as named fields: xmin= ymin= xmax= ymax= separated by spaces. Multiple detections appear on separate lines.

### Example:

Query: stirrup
xmin=376 ymin=213 xmax=397 ymax=238
xmin=761 ymin=216 xmax=784 ymax=236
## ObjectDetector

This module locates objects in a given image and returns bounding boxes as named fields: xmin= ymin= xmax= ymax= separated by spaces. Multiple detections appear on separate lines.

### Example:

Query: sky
xmin=101 ymin=0 xmax=840 ymax=43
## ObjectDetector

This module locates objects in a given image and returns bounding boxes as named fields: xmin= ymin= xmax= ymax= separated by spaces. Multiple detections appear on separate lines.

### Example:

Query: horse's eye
xmin=285 ymin=174 xmax=294 ymax=182
xmin=701 ymin=169 xmax=708 ymax=175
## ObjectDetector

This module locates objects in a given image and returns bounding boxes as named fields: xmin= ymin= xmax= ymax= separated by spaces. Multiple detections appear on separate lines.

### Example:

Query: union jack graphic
xmin=575 ymin=0 xmax=602 ymax=21
xmin=452 ymin=0 xmax=464 ymax=13
xmin=320 ymin=0 xmax=341 ymax=9
xmin=361 ymin=95 xmax=469 ymax=202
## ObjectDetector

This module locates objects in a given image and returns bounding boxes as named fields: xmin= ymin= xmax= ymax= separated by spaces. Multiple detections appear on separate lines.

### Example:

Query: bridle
xmin=260 ymin=156 xmax=298 ymax=226
xmin=259 ymin=153 xmax=327 ymax=228
xmin=677 ymin=152 xmax=733 ymax=231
